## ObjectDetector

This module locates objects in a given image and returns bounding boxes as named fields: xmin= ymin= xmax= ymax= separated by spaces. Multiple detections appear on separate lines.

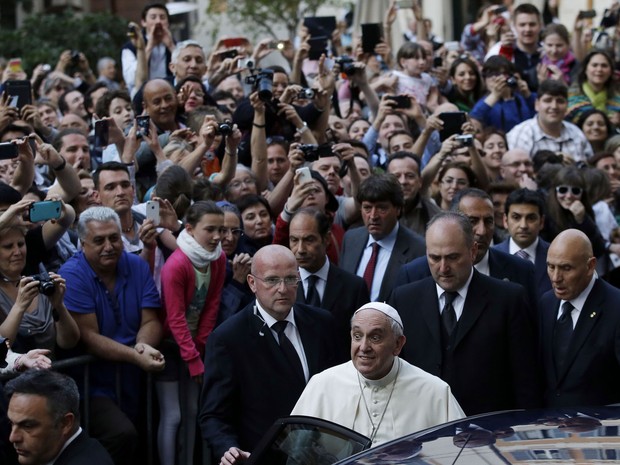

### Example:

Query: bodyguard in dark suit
xmin=4 ymin=370 xmax=114 ymax=465
xmin=395 ymin=188 xmax=539 ymax=328
xmin=199 ymin=245 xmax=337 ymax=465
xmin=389 ymin=212 xmax=542 ymax=415
xmin=494 ymin=188 xmax=552 ymax=299
xmin=340 ymin=173 xmax=425 ymax=302
xmin=542 ymin=229 xmax=620 ymax=408
xmin=289 ymin=208 xmax=369 ymax=359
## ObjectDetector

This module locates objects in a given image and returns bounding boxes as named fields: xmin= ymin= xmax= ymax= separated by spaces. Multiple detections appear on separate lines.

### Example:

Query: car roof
xmin=335 ymin=406 xmax=620 ymax=464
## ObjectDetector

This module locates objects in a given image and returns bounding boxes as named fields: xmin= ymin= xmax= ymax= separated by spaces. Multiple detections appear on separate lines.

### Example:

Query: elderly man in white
xmin=291 ymin=302 xmax=465 ymax=446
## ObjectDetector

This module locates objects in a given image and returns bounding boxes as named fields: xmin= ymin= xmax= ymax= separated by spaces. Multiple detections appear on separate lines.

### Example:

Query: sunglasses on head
xmin=556 ymin=185 xmax=583 ymax=196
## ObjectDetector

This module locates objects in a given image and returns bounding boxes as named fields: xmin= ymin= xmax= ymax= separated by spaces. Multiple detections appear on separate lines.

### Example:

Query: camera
xmin=237 ymin=57 xmax=255 ymax=69
xmin=299 ymin=143 xmax=334 ymax=162
xmin=31 ymin=271 xmax=55 ymax=296
xmin=335 ymin=56 xmax=356 ymax=76
xmin=455 ymin=134 xmax=474 ymax=147
xmin=245 ymin=69 xmax=274 ymax=102
xmin=128 ymin=24 xmax=138 ymax=37
xmin=216 ymin=121 xmax=233 ymax=136
xmin=505 ymin=76 xmax=518 ymax=88
xmin=71 ymin=50 xmax=81 ymax=64
xmin=297 ymin=88 xmax=315 ymax=99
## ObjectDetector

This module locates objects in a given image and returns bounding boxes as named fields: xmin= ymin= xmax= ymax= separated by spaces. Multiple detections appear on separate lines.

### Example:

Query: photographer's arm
xmin=250 ymin=92 xmax=269 ymax=193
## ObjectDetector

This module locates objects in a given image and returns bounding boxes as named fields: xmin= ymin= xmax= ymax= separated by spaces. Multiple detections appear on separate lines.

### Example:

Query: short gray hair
xmin=77 ymin=206 xmax=121 ymax=241
xmin=97 ymin=57 xmax=115 ymax=73
xmin=171 ymin=40 xmax=204 ymax=63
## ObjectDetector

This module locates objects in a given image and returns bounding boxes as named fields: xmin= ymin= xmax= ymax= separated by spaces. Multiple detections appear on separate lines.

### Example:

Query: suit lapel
xmin=453 ymin=272 xmax=488 ymax=349
xmin=380 ymin=228 xmax=410 ymax=298
xmin=295 ymin=304 xmax=321 ymax=376
xmin=542 ymin=296 xmax=560 ymax=385
xmin=321 ymin=267 xmax=338 ymax=310
xmin=346 ymin=229 xmax=368 ymax=272
xmin=419 ymin=283 xmax=442 ymax=346
xmin=557 ymin=281 xmax=605 ymax=382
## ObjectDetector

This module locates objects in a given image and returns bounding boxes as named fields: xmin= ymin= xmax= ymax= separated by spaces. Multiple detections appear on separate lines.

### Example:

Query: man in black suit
xmin=389 ymin=212 xmax=542 ymax=415
xmin=494 ymin=188 xmax=552 ymax=299
xmin=289 ymin=208 xmax=369 ymax=359
xmin=199 ymin=244 xmax=337 ymax=465
xmin=340 ymin=173 xmax=426 ymax=301
xmin=395 ymin=188 xmax=538 ymax=328
xmin=542 ymin=229 xmax=620 ymax=408
xmin=5 ymin=370 xmax=113 ymax=465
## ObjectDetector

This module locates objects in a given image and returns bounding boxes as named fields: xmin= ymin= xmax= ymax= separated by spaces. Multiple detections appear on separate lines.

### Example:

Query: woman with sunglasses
xmin=542 ymin=166 xmax=606 ymax=257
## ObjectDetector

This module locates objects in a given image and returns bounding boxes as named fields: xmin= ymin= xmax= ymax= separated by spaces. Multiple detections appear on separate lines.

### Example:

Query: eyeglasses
xmin=556 ymin=186 xmax=583 ymax=196
xmin=222 ymin=227 xmax=243 ymax=237
xmin=441 ymin=177 xmax=469 ymax=187
xmin=251 ymin=275 xmax=300 ymax=288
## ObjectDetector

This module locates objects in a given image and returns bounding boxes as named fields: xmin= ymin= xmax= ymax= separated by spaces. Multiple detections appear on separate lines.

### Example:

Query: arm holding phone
xmin=41 ymin=199 xmax=75 ymax=250
xmin=37 ymin=139 xmax=81 ymax=203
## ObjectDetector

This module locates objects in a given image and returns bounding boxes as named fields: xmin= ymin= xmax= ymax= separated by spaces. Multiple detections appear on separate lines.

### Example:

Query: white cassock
xmin=291 ymin=358 xmax=465 ymax=446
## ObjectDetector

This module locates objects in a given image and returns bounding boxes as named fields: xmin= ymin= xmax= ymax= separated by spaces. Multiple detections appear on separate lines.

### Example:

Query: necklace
xmin=122 ymin=223 xmax=133 ymax=233
xmin=356 ymin=358 xmax=401 ymax=443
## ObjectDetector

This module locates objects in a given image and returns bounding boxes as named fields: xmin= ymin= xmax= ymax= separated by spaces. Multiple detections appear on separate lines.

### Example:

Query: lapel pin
xmin=590 ymin=312 xmax=596 ymax=318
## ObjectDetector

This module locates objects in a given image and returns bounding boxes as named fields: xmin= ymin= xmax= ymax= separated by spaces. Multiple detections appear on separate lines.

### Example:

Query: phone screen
xmin=361 ymin=23 xmax=383 ymax=54
xmin=136 ymin=116 xmax=150 ymax=138
xmin=94 ymin=120 xmax=109 ymax=148
xmin=5 ymin=80 xmax=32 ymax=109
xmin=438 ymin=112 xmax=467 ymax=141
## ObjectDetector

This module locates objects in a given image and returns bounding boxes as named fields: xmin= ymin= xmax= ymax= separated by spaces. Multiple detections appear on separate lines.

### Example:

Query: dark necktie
xmin=553 ymin=301 xmax=574 ymax=372
xmin=305 ymin=275 xmax=321 ymax=307
xmin=515 ymin=249 xmax=530 ymax=261
xmin=441 ymin=291 xmax=459 ymax=336
xmin=363 ymin=243 xmax=380 ymax=292
xmin=272 ymin=320 xmax=305 ymax=382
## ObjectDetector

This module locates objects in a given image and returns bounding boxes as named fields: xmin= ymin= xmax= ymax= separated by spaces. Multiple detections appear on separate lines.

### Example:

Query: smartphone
xmin=578 ymin=9 xmax=597 ymax=19
xmin=433 ymin=56 xmax=443 ymax=68
xmin=8 ymin=58 xmax=23 ymax=74
xmin=4 ymin=80 xmax=32 ymax=109
xmin=308 ymin=36 xmax=328 ymax=60
xmin=94 ymin=119 xmax=109 ymax=148
xmin=438 ymin=112 xmax=467 ymax=141
xmin=136 ymin=115 xmax=150 ymax=138
xmin=218 ymin=49 xmax=239 ymax=60
xmin=494 ymin=5 xmax=508 ymax=14
xmin=0 ymin=142 xmax=18 ymax=160
xmin=303 ymin=16 xmax=337 ymax=38
xmin=296 ymin=167 xmax=312 ymax=184
xmin=268 ymin=40 xmax=286 ymax=50
xmin=222 ymin=37 xmax=248 ymax=48
xmin=145 ymin=200 xmax=160 ymax=226
xmin=386 ymin=95 xmax=411 ymax=109
xmin=28 ymin=200 xmax=62 ymax=223
xmin=362 ymin=23 xmax=383 ymax=54
xmin=127 ymin=24 xmax=138 ymax=38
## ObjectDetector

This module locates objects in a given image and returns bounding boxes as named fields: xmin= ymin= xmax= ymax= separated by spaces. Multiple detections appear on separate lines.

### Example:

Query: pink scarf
xmin=541 ymin=51 xmax=576 ymax=84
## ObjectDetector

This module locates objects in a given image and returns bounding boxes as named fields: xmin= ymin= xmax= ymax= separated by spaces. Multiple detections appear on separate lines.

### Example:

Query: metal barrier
xmin=1 ymin=353 xmax=155 ymax=465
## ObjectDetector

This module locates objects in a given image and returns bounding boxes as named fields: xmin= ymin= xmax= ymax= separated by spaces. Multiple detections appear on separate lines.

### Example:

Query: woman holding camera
xmin=0 ymin=226 xmax=79 ymax=354
xmin=470 ymin=56 xmax=536 ymax=133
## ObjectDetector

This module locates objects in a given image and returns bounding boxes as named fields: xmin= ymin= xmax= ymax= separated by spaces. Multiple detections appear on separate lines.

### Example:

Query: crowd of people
xmin=2 ymin=0 xmax=620 ymax=464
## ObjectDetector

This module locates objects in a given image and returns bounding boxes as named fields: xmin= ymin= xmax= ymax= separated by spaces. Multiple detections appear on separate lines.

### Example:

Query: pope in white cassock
xmin=291 ymin=302 xmax=465 ymax=446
